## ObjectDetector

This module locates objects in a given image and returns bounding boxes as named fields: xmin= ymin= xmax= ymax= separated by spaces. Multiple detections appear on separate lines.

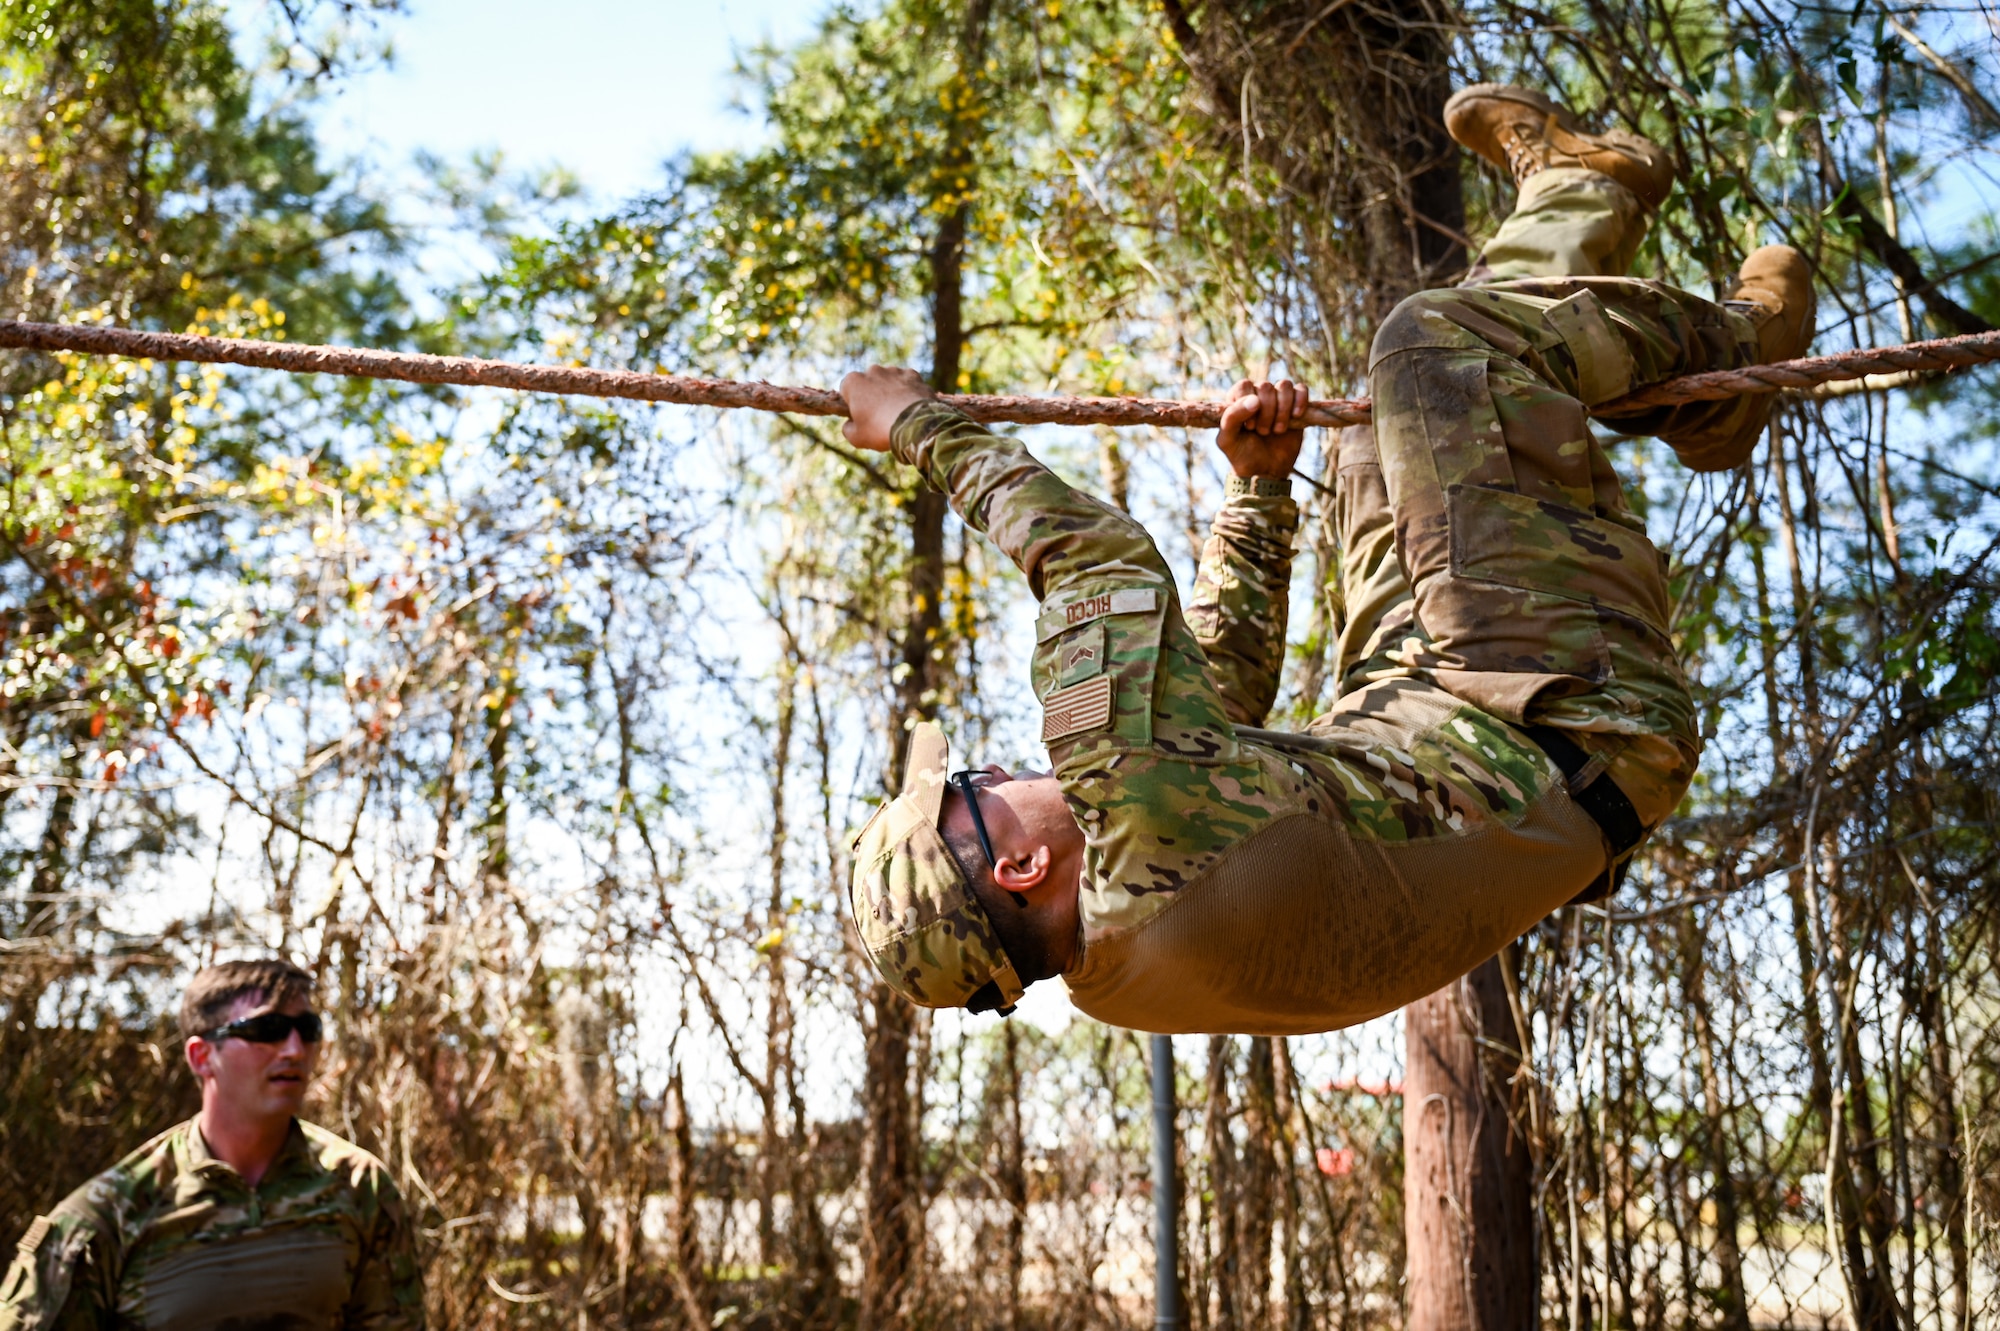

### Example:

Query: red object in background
xmin=1315 ymin=1147 xmax=1354 ymax=1177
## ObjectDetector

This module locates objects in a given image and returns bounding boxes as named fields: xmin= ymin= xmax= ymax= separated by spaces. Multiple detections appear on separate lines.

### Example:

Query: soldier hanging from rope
xmin=842 ymin=84 xmax=1816 ymax=1033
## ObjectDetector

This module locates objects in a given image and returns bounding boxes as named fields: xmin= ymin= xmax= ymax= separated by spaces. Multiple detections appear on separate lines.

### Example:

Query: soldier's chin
xmin=266 ymin=1074 xmax=309 ymax=1107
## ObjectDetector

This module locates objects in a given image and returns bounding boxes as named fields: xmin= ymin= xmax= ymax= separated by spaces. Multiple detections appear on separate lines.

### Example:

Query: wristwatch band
xmin=1226 ymin=474 xmax=1293 ymax=498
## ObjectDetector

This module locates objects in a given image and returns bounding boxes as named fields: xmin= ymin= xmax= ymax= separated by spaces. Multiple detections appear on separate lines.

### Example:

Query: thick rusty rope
xmin=1601 ymin=329 xmax=2000 ymax=411
xmin=1 ymin=318 xmax=1997 ymax=429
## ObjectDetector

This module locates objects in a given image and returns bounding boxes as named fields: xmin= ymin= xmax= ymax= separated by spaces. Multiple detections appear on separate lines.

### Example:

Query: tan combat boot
xmin=1444 ymin=84 xmax=1675 ymax=210
xmin=1728 ymin=243 xmax=1817 ymax=365
xmin=1657 ymin=244 xmax=1818 ymax=472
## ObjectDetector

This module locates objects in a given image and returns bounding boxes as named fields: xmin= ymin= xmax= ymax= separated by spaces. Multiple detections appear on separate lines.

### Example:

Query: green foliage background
xmin=1 ymin=0 xmax=1996 ymax=1326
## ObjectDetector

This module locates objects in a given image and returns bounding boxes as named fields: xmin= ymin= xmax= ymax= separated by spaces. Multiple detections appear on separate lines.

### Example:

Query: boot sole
xmin=1443 ymin=83 xmax=1572 ymax=167
xmin=1444 ymin=83 xmax=1674 ymax=208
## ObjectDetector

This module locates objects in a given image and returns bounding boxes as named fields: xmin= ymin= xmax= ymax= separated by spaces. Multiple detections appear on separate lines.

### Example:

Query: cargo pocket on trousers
xmin=1434 ymin=483 xmax=1675 ymax=710
xmin=1451 ymin=486 xmax=1670 ymax=626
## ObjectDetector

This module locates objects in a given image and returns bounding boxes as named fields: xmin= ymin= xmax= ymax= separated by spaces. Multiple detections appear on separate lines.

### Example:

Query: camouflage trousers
xmin=1335 ymin=168 xmax=1762 ymax=830
xmin=1468 ymin=165 xmax=1649 ymax=281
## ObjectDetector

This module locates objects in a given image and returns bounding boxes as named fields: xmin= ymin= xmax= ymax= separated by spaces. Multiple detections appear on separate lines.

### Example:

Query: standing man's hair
xmin=180 ymin=959 xmax=316 ymax=1040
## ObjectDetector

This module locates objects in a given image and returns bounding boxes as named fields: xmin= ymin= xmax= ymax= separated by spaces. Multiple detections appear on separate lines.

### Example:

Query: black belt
xmin=1520 ymin=724 xmax=1647 ymax=905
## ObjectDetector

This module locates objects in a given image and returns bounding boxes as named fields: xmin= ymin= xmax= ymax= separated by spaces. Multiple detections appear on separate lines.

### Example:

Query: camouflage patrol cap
xmin=849 ymin=722 xmax=1026 ymax=1014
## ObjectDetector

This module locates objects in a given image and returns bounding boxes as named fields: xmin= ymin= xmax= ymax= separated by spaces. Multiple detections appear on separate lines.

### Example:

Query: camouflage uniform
xmin=854 ymin=167 xmax=1766 ymax=1035
xmin=0 ymin=1118 xmax=424 ymax=1331
xmin=1336 ymin=164 xmax=1767 ymax=825
xmin=1468 ymin=165 xmax=1650 ymax=282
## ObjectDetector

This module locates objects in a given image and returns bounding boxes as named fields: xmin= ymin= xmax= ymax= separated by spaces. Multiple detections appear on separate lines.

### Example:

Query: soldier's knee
xmin=1369 ymin=289 xmax=1485 ymax=366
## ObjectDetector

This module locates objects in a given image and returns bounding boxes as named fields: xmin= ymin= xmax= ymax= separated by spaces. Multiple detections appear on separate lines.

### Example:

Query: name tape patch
xmin=1042 ymin=673 xmax=1115 ymax=742
xmin=1036 ymin=587 xmax=1159 ymax=643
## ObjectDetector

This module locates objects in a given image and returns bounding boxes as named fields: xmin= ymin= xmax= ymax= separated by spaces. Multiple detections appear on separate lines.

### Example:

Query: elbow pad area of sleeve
xmin=0 ymin=1217 xmax=88 ymax=1331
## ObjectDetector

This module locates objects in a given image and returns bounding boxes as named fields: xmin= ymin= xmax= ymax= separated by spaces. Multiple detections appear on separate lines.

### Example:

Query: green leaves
xmin=0 ymin=0 xmax=401 ymax=341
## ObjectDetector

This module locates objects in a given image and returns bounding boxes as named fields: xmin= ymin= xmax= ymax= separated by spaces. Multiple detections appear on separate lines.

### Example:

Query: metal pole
xmin=1150 ymin=1032 xmax=1184 ymax=1331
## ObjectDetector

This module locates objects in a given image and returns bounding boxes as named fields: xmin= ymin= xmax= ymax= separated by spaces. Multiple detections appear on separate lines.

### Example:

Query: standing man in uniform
xmin=0 ymin=959 xmax=425 ymax=1329
xmin=842 ymin=84 xmax=1813 ymax=1033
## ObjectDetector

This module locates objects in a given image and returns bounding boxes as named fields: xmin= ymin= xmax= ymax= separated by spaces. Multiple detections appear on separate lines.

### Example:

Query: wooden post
xmin=1403 ymin=955 xmax=1536 ymax=1329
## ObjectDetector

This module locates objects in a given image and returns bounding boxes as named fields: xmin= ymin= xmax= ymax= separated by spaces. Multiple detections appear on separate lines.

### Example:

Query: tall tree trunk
xmin=760 ymin=660 xmax=795 ymax=1270
xmin=1270 ymin=1040 xmax=1308 ymax=1331
xmin=1240 ymin=1038 xmax=1278 ymax=1329
xmin=860 ymin=985 xmax=918 ymax=1330
xmin=426 ymin=680 xmax=471 ymax=921
xmin=1403 ymin=956 xmax=1537 ymax=1330
xmin=478 ymin=632 xmax=519 ymax=899
xmin=1163 ymin=2 xmax=1539 ymax=1320
xmin=1205 ymin=1035 xmax=1241 ymax=1330
xmin=1679 ymin=919 xmax=1752 ymax=1331
xmin=664 ymin=1068 xmax=710 ymax=1330
xmin=1918 ymin=910 xmax=1972 ymax=1329
xmin=1827 ymin=873 xmax=1905 ymax=1329
xmin=1098 ymin=428 xmax=1131 ymax=512
xmin=1001 ymin=1021 xmax=1027 ymax=1331
xmin=793 ymin=668 xmax=839 ymax=1322
xmin=861 ymin=4 xmax=993 ymax=1323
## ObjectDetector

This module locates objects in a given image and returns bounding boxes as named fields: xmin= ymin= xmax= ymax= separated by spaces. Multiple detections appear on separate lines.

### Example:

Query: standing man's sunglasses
xmin=203 ymin=1011 xmax=325 ymax=1045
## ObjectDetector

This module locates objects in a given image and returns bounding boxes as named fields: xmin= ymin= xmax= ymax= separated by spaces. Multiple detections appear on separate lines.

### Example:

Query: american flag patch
xmin=1042 ymin=673 xmax=1114 ymax=742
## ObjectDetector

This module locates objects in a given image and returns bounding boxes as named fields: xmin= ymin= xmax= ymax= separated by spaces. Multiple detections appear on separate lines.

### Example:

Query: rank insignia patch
xmin=1055 ymin=620 xmax=1107 ymax=688
xmin=1042 ymin=673 xmax=1114 ymax=742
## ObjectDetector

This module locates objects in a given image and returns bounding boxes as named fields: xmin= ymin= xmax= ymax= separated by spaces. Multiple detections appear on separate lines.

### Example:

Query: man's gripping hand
xmin=1216 ymin=379 xmax=1311 ymax=479
xmin=840 ymin=366 xmax=936 ymax=452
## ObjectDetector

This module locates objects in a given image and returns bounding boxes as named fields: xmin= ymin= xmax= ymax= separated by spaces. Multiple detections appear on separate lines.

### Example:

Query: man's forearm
xmin=890 ymin=401 xmax=1175 ymax=600
xmin=890 ymin=400 xmax=1300 ymax=722
xmin=1187 ymin=477 xmax=1300 ymax=726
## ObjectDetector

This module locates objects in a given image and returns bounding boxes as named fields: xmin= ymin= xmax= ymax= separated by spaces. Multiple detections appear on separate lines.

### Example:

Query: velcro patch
xmin=1036 ymin=587 xmax=1159 ymax=643
xmin=1055 ymin=620 xmax=1107 ymax=688
xmin=1542 ymin=291 xmax=1634 ymax=405
xmin=1042 ymin=673 xmax=1114 ymax=742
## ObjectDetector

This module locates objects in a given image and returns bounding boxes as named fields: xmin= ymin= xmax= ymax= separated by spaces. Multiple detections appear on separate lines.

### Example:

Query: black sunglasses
xmin=947 ymin=770 xmax=999 ymax=871
xmin=948 ymin=770 xmax=1021 ymax=1018
xmin=204 ymin=1010 xmax=324 ymax=1046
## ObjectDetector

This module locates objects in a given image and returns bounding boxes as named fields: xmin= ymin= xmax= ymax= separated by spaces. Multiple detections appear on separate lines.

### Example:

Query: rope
xmin=1 ymin=318 xmax=1997 ymax=430
xmin=1600 ymin=329 xmax=2000 ymax=412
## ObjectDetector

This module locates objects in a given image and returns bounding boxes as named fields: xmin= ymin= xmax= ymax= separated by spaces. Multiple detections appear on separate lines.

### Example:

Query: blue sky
xmin=275 ymin=0 xmax=829 ymax=200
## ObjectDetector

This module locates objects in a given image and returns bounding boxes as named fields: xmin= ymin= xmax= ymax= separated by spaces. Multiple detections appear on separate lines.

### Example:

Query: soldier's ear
xmin=184 ymin=1035 xmax=214 ymax=1080
xmin=992 ymin=844 xmax=1053 ymax=895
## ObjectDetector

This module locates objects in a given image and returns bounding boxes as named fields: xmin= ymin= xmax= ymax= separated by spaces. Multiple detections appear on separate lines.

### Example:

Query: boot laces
xmin=1498 ymin=123 xmax=1549 ymax=183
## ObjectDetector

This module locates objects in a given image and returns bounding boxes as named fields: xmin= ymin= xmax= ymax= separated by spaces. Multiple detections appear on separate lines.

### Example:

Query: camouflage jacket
xmin=0 ymin=1117 xmax=424 ymax=1331
xmin=893 ymin=403 xmax=1587 ymax=1035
